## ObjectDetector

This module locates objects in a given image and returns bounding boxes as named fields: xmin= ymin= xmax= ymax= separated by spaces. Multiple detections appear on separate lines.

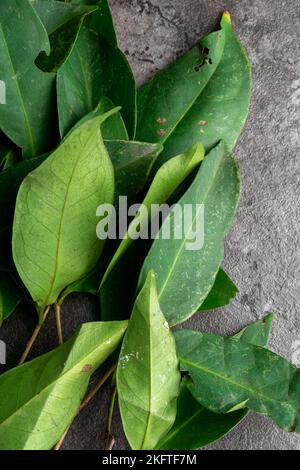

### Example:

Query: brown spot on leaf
xmin=198 ymin=120 xmax=207 ymax=126
xmin=158 ymin=129 xmax=167 ymax=137
xmin=82 ymin=364 xmax=93 ymax=372
xmin=157 ymin=117 xmax=167 ymax=125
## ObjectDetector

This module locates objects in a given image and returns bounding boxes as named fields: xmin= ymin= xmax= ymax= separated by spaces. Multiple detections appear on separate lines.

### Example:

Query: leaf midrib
xmin=157 ymin=148 xmax=227 ymax=301
xmin=181 ymin=356 xmax=295 ymax=412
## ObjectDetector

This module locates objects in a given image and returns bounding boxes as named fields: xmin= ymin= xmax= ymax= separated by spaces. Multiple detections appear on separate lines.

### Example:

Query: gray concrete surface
xmin=1 ymin=0 xmax=299 ymax=450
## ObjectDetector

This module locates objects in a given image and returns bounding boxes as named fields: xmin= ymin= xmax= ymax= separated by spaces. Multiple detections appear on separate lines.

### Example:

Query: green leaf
xmin=117 ymin=271 xmax=180 ymax=450
xmin=199 ymin=268 xmax=238 ymax=311
xmin=137 ymin=13 xmax=251 ymax=172
xmin=233 ymin=313 xmax=274 ymax=347
xmin=70 ymin=0 xmax=118 ymax=47
xmin=36 ymin=12 xmax=97 ymax=74
xmin=105 ymin=140 xmax=163 ymax=205
xmin=139 ymin=141 xmax=241 ymax=326
xmin=175 ymin=323 xmax=300 ymax=434
xmin=0 ymin=154 xmax=48 ymax=271
xmin=57 ymin=18 xmax=136 ymax=137
xmin=156 ymin=315 xmax=274 ymax=450
xmin=57 ymin=139 xmax=162 ymax=301
xmin=161 ymin=13 xmax=251 ymax=164
xmin=101 ymin=142 xmax=205 ymax=286
xmin=0 ymin=0 xmax=57 ymax=157
xmin=12 ymin=107 xmax=117 ymax=318
xmin=94 ymin=97 xmax=128 ymax=140
xmin=0 ymin=273 xmax=23 ymax=326
xmin=30 ymin=0 xmax=96 ymax=34
xmin=0 ymin=321 xmax=127 ymax=450
xmin=136 ymin=18 xmax=225 ymax=150
xmin=0 ymin=145 xmax=18 ymax=171
xmin=156 ymin=381 xmax=246 ymax=450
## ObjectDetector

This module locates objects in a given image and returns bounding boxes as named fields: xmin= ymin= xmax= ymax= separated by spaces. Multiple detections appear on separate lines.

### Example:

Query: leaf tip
xmin=222 ymin=11 xmax=231 ymax=24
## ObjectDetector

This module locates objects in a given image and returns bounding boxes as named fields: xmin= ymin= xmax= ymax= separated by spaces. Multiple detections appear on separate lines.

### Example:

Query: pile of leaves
xmin=0 ymin=0 xmax=299 ymax=451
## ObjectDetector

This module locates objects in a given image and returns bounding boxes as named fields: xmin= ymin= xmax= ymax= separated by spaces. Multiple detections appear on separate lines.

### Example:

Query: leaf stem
xmin=18 ymin=306 xmax=50 ymax=365
xmin=105 ymin=381 xmax=117 ymax=450
xmin=54 ymin=363 xmax=117 ymax=450
xmin=54 ymin=303 xmax=63 ymax=345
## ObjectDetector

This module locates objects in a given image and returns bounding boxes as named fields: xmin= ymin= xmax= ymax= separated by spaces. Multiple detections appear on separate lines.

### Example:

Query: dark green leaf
xmin=31 ymin=0 xmax=96 ymax=34
xmin=0 ymin=321 xmax=127 ymax=449
xmin=199 ymin=268 xmax=238 ymax=311
xmin=117 ymin=272 xmax=180 ymax=450
xmin=0 ymin=0 xmax=57 ymax=157
xmin=156 ymin=315 xmax=274 ymax=450
xmin=136 ymin=19 xmax=225 ymax=150
xmin=137 ymin=13 xmax=251 ymax=173
xmin=57 ymin=19 xmax=136 ymax=137
xmin=0 ymin=273 xmax=23 ymax=326
xmin=12 ymin=108 xmax=117 ymax=317
xmin=175 ymin=324 xmax=300 ymax=434
xmin=70 ymin=0 xmax=118 ymax=46
xmin=161 ymin=13 xmax=251 ymax=164
xmin=139 ymin=141 xmax=241 ymax=326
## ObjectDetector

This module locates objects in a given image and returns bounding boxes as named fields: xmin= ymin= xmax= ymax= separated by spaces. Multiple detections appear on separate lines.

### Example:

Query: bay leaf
xmin=139 ymin=141 xmax=241 ymax=326
xmin=117 ymin=271 xmax=180 ymax=450
xmin=175 ymin=322 xmax=300 ymax=434
xmin=12 ymin=107 xmax=117 ymax=318
xmin=0 ymin=0 xmax=57 ymax=157
xmin=0 ymin=320 xmax=127 ymax=449
xmin=156 ymin=314 xmax=274 ymax=450
xmin=57 ymin=20 xmax=136 ymax=137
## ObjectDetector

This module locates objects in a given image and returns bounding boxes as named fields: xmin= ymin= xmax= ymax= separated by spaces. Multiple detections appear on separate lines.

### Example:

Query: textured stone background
xmin=1 ymin=0 xmax=300 ymax=450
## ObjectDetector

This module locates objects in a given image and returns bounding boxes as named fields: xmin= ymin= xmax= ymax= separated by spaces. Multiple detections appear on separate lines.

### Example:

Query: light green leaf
xmin=57 ymin=17 xmax=136 ymax=137
xmin=0 ymin=321 xmax=127 ymax=450
xmin=0 ymin=273 xmax=23 ymax=326
xmin=117 ymin=271 xmax=180 ymax=450
xmin=12 ymin=107 xmax=117 ymax=318
xmin=156 ymin=315 xmax=274 ymax=450
xmin=137 ymin=13 xmax=251 ymax=172
xmin=199 ymin=268 xmax=238 ymax=311
xmin=175 ymin=323 xmax=300 ymax=434
xmin=139 ymin=141 xmax=241 ymax=326
xmin=0 ymin=0 xmax=57 ymax=158
xmin=101 ymin=142 xmax=205 ymax=286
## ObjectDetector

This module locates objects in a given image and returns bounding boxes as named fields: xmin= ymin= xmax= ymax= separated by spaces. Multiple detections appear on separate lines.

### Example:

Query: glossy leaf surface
xmin=117 ymin=272 xmax=180 ymax=450
xmin=139 ymin=142 xmax=241 ymax=326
